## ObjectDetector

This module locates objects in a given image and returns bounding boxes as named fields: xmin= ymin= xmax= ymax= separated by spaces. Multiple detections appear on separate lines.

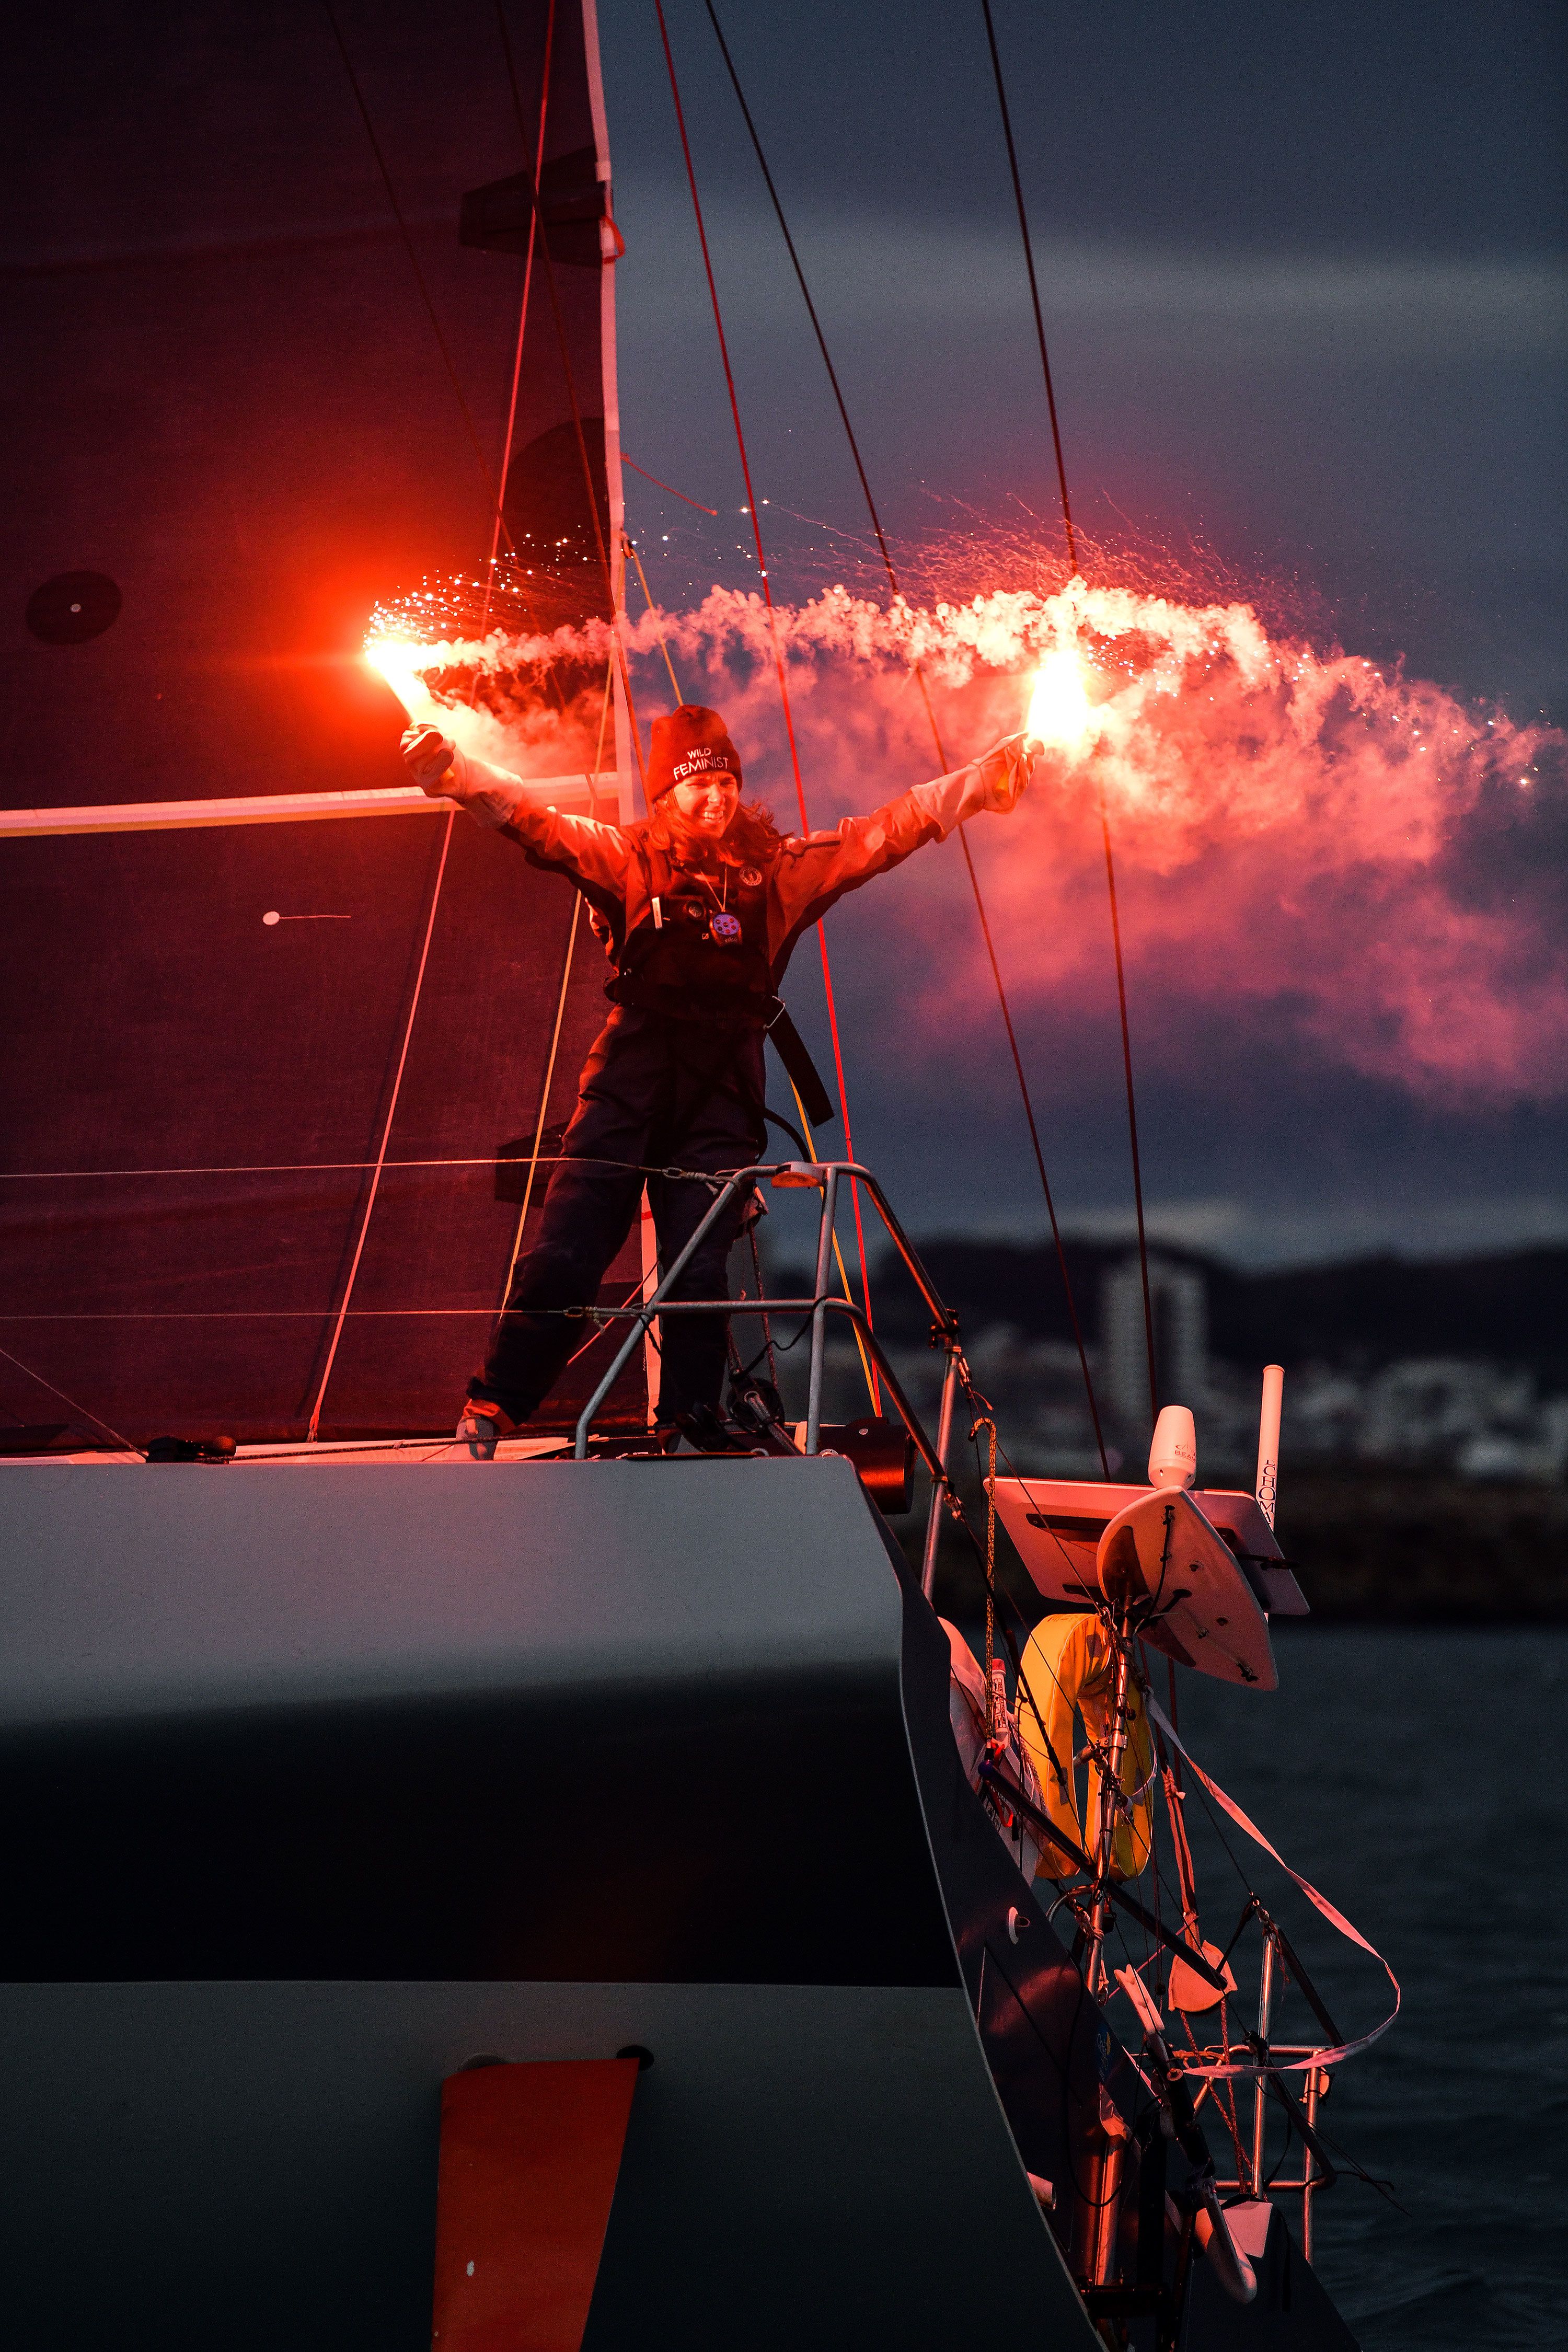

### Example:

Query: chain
xmin=970 ymin=1406 xmax=1004 ymax=1742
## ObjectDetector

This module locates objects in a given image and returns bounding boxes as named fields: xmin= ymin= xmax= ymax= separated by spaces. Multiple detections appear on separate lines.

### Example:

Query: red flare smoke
xmin=370 ymin=577 xmax=1565 ymax=1106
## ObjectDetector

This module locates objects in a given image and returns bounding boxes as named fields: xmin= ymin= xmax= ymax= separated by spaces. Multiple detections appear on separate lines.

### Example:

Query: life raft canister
xmin=1016 ymin=1613 xmax=1155 ymax=1882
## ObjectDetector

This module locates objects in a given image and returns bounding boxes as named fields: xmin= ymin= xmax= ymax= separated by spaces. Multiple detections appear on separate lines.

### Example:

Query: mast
xmin=582 ymin=0 xmax=637 ymax=824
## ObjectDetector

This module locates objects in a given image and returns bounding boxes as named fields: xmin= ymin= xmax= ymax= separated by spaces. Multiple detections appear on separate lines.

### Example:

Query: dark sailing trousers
xmin=472 ymin=1005 xmax=766 ymax=1425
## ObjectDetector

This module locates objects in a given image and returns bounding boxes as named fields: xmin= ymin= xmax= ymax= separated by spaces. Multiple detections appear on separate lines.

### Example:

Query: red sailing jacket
xmin=441 ymin=739 xmax=1031 ymax=1018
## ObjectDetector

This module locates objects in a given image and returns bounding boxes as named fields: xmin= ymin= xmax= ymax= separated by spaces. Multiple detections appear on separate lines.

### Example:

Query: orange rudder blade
xmin=431 ymin=2058 xmax=640 ymax=2352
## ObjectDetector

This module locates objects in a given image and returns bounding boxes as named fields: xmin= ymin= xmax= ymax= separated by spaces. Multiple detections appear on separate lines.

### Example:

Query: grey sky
xmin=10 ymin=1 xmax=1560 ymax=1270
xmin=597 ymin=0 xmax=1567 ymax=1263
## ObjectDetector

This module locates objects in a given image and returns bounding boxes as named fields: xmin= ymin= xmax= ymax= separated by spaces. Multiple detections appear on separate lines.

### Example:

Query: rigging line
xmin=705 ymin=0 xmax=1104 ymax=1470
xmin=306 ymin=809 xmax=457 ymax=1440
xmin=0 ymin=1341 xmax=140 ymax=1454
xmin=307 ymin=1 xmax=547 ymax=1390
xmin=321 ymin=2 xmax=511 ymax=543
xmin=562 ymin=1268 xmax=658 ymax=1371
xmin=482 ymin=0 xmax=557 ymax=627
xmin=619 ymin=637 xmax=650 ymax=801
xmin=967 ymin=1415 xmax=1122 ymax=1744
xmin=607 ymin=537 xmax=652 ymax=807
xmin=814 ymin=959 xmax=878 ymax=1403
xmin=745 ymin=1223 xmax=778 ymax=1387
xmin=498 ymin=649 xmax=614 ymax=1298
xmin=0 ymin=1150 xmax=770 ymax=1185
xmin=976 ymin=0 xmax=1157 ymax=1430
xmin=1135 ymin=1640 xmax=1170 ymax=1971
xmin=624 ymin=534 xmax=683 ymax=700
xmin=956 ymin=823 xmax=1109 ymax=1473
xmin=622 ymin=454 xmax=718 ymax=514
xmin=785 ymin=1078 xmax=879 ymax=1413
xmin=585 ymin=640 xmax=617 ymax=813
xmin=495 ymin=4 xmax=617 ymax=616
xmin=653 ymin=0 xmax=878 ymax=1377
xmin=504 ymin=893 xmax=582 ymax=1295
xmin=497 ymin=0 xmax=644 ymax=778
xmin=654 ymin=1 xmax=795 ymax=815
xmin=977 ymin=0 xmax=1076 ymax=573
xmin=618 ymin=638 xmax=650 ymax=803
xmin=1100 ymin=780 xmax=1159 ymax=1425
xmin=702 ymin=0 xmax=897 ymax=585
xmin=2 ymin=1309 xmax=699 ymax=1321
xmin=959 ymin=1409 xmax=1076 ymax=1740
xmin=0 ymin=1156 xmax=594 ymax=1182
xmin=477 ymin=1 xmax=577 ymax=730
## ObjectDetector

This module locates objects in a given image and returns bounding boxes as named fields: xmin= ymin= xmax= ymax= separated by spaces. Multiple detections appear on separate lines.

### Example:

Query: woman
xmin=401 ymin=702 xmax=1041 ymax=1451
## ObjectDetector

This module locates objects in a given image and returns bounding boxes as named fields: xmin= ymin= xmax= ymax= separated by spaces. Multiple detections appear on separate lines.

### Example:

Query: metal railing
xmin=1210 ymin=2043 xmax=1334 ymax=2262
xmin=566 ymin=1160 xmax=964 ymax=1596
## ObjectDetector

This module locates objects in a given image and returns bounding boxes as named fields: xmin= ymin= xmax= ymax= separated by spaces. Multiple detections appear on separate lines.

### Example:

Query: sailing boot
xmin=456 ymin=1396 xmax=517 ymax=1460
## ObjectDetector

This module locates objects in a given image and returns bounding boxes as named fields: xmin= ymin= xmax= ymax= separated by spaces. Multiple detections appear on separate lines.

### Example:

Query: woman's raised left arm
xmin=767 ymin=733 xmax=1042 ymax=952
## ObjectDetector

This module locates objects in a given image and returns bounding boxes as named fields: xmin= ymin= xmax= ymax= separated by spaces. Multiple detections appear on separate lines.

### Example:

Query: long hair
xmin=638 ymin=794 xmax=786 ymax=862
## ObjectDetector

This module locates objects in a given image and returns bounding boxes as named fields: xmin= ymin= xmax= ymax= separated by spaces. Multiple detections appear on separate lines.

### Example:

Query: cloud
xmin=618 ymin=192 xmax=1568 ymax=367
xmin=1061 ymin=1191 xmax=1568 ymax=1270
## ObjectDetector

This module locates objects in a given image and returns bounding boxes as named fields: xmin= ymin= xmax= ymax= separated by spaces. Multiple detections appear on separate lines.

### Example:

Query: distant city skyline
xmin=800 ymin=1242 xmax=1568 ymax=1483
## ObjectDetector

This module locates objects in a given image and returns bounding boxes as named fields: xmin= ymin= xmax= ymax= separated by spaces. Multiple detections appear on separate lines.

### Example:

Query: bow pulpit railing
xmin=569 ymin=1161 xmax=963 ymax=1598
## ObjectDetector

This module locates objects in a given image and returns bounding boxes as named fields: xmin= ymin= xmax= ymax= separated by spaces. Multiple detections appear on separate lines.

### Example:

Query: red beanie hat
xmin=647 ymin=704 xmax=742 ymax=801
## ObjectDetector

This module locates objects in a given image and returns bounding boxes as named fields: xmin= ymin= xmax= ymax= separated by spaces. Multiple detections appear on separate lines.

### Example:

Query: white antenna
xmin=1148 ymin=1404 xmax=1197 ymax=1490
xmin=1255 ymin=1365 xmax=1284 ymax=1528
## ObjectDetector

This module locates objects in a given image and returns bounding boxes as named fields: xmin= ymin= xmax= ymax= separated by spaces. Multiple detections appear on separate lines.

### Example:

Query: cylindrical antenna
xmin=1255 ymin=1365 xmax=1285 ymax=1528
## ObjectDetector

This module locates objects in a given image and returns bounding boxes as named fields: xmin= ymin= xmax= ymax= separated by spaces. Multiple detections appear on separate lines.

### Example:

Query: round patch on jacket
xmin=739 ymin=866 xmax=763 ymax=889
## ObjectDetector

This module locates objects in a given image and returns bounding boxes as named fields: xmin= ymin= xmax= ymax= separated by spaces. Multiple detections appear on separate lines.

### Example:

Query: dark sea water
xmin=1172 ymin=1627 xmax=1568 ymax=2350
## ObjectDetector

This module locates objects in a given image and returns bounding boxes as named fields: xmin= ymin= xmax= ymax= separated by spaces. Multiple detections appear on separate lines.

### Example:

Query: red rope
xmin=493 ymin=14 xmax=647 ymax=800
xmin=307 ymin=810 xmax=457 ymax=1439
xmin=981 ymin=0 xmax=1159 ymax=1433
xmin=494 ymin=1 xmax=615 ymax=614
xmin=653 ymin=0 xmax=878 ymax=1404
xmin=481 ymin=0 xmax=557 ymax=633
xmin=1100 ymin=783 xmax=1159 ymax=1424
xmin=622 ymin=453 xmax=718 ymax=514
xmin=702 ymin=0 xmax=1107 ymax=1474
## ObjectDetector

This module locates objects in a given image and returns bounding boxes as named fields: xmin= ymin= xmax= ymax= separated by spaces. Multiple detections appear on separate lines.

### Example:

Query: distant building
xmin=1276 ymin=1358 xmax=1568 ymax=1482
xmin=1102 ymin=1254 xmax=1208 ymax=1428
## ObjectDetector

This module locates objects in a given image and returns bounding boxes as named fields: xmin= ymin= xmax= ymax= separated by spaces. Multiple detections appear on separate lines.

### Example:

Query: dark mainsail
xmin=0 ymin=0 xmax=643 ymax=1445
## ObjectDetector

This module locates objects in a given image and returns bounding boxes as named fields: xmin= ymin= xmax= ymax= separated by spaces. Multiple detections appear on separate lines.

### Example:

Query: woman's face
xmin=668 ymin=773 xmax=740 ymax=838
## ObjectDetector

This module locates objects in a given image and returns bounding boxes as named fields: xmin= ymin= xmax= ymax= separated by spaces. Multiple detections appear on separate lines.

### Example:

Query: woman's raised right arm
xmin=401 ymin=725 xmax=631 ymax=896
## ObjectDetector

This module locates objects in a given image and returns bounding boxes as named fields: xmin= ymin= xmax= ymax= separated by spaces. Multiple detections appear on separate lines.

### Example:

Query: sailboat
xmin=2 ymin=5 xmax=1391 ymax=2345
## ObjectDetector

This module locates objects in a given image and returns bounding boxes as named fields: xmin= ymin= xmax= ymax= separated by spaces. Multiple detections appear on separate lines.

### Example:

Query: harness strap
xmin=764 ymin=1003 xmax=835 ymax=1128
xmin=1146 ymin=1694 xmax=1401 ymax=2079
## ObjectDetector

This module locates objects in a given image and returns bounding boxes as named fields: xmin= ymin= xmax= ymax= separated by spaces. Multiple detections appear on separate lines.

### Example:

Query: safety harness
xmin=609 ymin=840 xmax=834 ymax=1126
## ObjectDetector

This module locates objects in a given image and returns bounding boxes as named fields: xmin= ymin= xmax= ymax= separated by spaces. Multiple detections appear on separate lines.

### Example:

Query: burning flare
xmin=362 ymin=610 xmax=570 ymax=770
xmin=364 ymin=634 xmax=439 ymax=722
xmin=1025 ymin=647 xmax=1094 ymax=753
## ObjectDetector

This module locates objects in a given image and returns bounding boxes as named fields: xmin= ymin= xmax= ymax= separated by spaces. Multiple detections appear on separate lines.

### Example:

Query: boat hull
xmin=0 ymin=1455 xmax=1356 ymax=2347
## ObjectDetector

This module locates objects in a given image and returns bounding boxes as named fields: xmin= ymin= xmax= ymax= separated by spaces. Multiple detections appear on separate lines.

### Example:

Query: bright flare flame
xmin=1025 ymin=647 xmax=1093 ymax=751
xmin=364 ymin=635 xmax=434 ymax=718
